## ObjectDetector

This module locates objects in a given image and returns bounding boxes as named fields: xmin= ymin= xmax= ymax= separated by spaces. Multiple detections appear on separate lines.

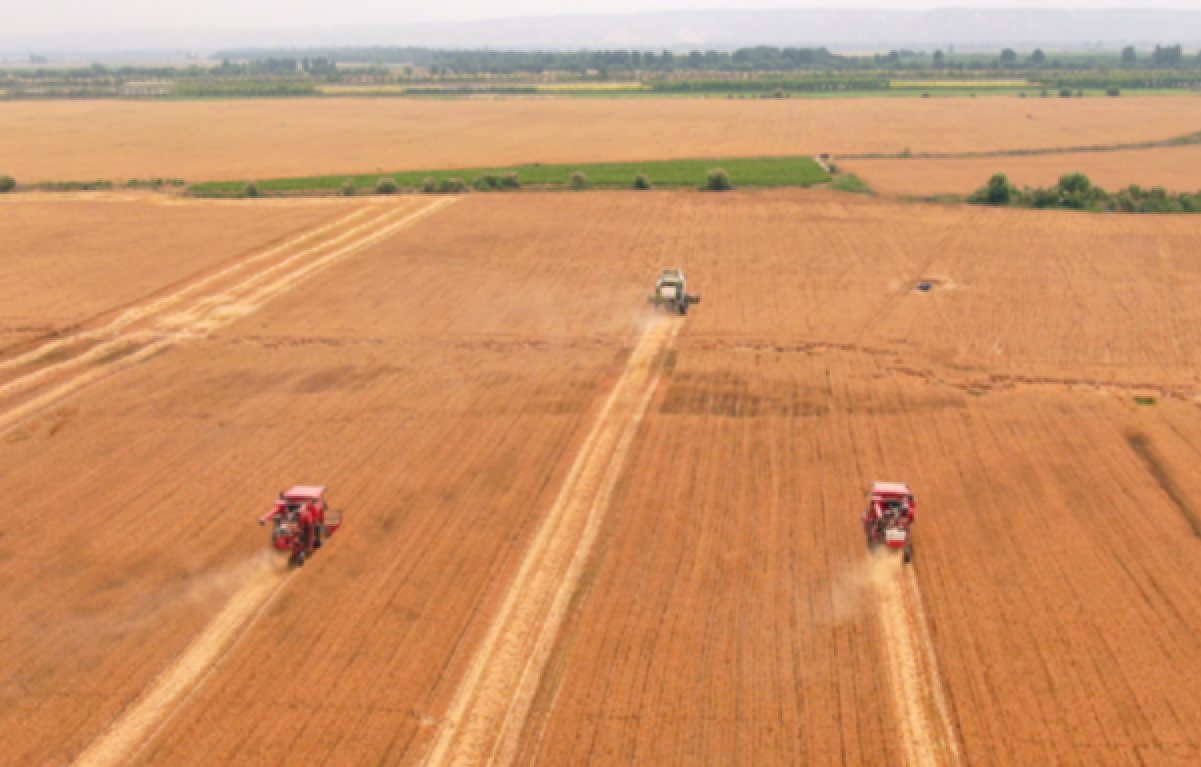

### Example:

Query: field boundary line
xmin=421 ymin=317 xmax=678 ymax=767
xmin=70 ymin=558 xmax=292 ymax=767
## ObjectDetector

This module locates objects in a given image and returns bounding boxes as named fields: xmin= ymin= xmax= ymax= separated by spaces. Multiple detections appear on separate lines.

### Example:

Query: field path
xmin=71 ymin=555 xmax=292 ymax=767
xmin=0 ymin=196 xmax=456 ymax=435
xmin=874 ymin=555 xmax=962 ymax=767
xmin=422 ymin=317 xmax=679 ymax=767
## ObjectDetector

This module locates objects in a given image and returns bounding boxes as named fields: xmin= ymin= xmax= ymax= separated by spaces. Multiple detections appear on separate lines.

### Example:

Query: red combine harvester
xmin=259 ymin=486 xmax=342 ymax=566
xmin=863 ymin=481 xmax=916 ymax=563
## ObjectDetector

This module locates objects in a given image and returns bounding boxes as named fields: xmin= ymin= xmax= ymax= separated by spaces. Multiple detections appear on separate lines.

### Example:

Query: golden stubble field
xmin=1 ymin=95 xmax=1200 ymax=182
xmin=3 ymin=190 xmax=1201 ymax=767
xmin=847 ymin=144 xmax=1201 ymax=197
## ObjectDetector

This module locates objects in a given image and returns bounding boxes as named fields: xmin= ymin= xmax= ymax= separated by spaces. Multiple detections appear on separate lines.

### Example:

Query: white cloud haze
xmin=8 ymin=1 xmax=1201 ymax=36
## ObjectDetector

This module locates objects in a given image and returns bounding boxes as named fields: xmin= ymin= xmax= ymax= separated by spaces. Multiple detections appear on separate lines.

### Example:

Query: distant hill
xmin=6 ymin=9 xmax=1201 ymax=55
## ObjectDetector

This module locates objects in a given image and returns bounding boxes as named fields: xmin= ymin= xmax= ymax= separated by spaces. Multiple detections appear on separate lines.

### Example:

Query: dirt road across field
xmin=873 ymin=555 xmax=961 ymax=767
xmin=423 ymin=316 xmax=679 ymax=767
xmin=0 ymin=196 xmax=455 ymax=436
xmin=72 ymin=554 xmax=292 ymax=767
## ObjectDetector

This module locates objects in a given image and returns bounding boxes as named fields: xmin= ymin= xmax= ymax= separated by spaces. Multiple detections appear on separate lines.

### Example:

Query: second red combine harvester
xmin=259 ymin=485 xmax=342 ymax=566
xmin=863 ymin=481 xmax=916 ymax=563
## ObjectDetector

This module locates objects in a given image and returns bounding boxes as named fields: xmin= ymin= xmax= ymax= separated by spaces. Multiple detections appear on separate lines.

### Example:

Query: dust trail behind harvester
xmin=71 ymin=554 xmax=292 ymax=767
xmin=872 ymin=553 xmax=962 ymax=767
xmin=422 ymin=317 xmax=679 ymax=767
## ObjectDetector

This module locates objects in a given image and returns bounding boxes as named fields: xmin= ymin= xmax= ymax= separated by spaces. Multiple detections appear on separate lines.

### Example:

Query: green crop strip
xmin=188 ymin=156 xmax=830 ymax=196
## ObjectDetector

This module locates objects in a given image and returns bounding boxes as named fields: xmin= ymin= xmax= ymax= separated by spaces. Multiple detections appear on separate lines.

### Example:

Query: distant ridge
xmin=5 ymin=9 xmax=1201 ymax=56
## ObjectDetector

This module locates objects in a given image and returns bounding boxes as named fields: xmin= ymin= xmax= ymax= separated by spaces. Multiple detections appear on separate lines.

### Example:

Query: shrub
xmin=474 ymin=176 xmax=493 ymax=191
xmin=243 ymin=181 xmax=260 ymax=198
xmin=899 ymin=147 xmax=912 ymax=158
xmin=340 ymin=180 xmax=356 ymax=196
xmin=705 ymin=168 xmax=732 ymax=191
xmin=1075 ymin=89 xmax=1084 ymax=97
xmin=827 ymin=162 xmax=839 ymax=174
xmin=774 ymin=87 xmax=784 ymax=98
xmin=0 ymin=175 xmax=14 ymax=193
xmin=569 ymin=171 xmax=589 ymax=190
xmin=922 ymin=92 xmax=930 ymax=98
xmin=479 ymin=172 xmax=500 ymax=189
xmin=437 ymin=178 xmax=468 ymax=194
xmin=1040 ymin=89 xmax=1049 ymax=97
xmin=1107 ymin=87 xmax=1121 ymax=97
xmin=987 ymin=173 xmax=1014 ymax=204
xmin=500 ymin=172 xmax=521 ymax=189
xmin=375 ymin=177 xmax=399 ymax=195
xmin=634 ymin=173 xmax=652 ymax=190
xmin=1059 ymin=89 xmax=1072 ymax=98
xmin=421 ymin=177 xmax=438 ymax=194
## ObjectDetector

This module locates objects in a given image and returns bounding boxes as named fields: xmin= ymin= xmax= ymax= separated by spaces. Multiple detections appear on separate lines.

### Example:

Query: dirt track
xmin=4 ymin=191 xmax=1201 ymax=767
xmin=2 ymin=96 xmax=1200 ymax=181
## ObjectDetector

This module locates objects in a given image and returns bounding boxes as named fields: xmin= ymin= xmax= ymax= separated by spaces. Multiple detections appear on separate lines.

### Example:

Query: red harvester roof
xmin=284 ymin=485 xmax=326 ymax=500
xmin=871 ymin=481 xmax=911 ymax=496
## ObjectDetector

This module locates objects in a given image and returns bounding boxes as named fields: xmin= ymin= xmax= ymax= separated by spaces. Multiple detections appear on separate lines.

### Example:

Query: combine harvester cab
xmin=863 ymin=481 xmax=916 ymax=564
xmin=648 ymin=269 xmax=701 ymax=315
xmin=259 ymin=485 xmax=343 ymax=567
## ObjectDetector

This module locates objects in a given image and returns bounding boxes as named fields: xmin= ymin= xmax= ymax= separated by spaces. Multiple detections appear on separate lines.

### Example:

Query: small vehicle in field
xmin=259 ymin=485 xmax=342 ymax=566
xmin=863 ymin=481 xmax=916 ymax=563
xmin=648 ymin=269 xmax=701 ymax=315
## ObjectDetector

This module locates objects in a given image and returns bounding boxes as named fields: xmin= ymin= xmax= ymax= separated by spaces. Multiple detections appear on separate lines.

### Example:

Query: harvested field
xmin=4 ymin=190 xmax=1201 ymax=767
xmin=2 ymin=96 xmax=1200 ymax=182
xmin=847 ymin=144 xmax=1201 ymax=197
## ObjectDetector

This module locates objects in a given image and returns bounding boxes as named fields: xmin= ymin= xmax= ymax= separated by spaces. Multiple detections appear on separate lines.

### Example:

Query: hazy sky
xmin=9 ymin=1 xmax=1197 ymax=35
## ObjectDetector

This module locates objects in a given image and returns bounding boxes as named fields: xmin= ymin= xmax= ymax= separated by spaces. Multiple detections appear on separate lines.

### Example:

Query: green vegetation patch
xmin=970 ymin=172 xmax=1201 ymax=213
xmin=189 ymin=156 xmax=830 ymax=196
xmin=828 ymin=173 xmax=874 ymax=195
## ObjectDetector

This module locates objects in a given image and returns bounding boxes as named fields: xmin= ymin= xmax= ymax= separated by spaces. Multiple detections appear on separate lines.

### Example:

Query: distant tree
xmin=634 ymin=173 xmax=652 ymax=190
xmin=985 ymin=173 xmax=1014 ymax=205
xmin=375 ymin=177 xmax=398 ymax=195
xmin=500 ymin=172 xmax=521 ymax=189
xmin=1029 ymin=49 xmax=1046 ymax=65
xmin=1151 ymin=44 xmax=1182 ymax=67
xmin=931 ymin=50 xmax=945 ymax=68
xmin=340 ymin=179 xmax=356 ymax=196
xmin=569 ymin=171 xmax=589 ymax=190
xmin=0 ymin=175 xmax=16 ymax=193
xmin=243 ymin=181 xmax=260 ymax=197
xmin=1121 ymin=46 xmax=1138 ymax=66
xmin=1000 ymin=48 xmax=1017 ymax=66
xmin=1059 ymin=173 xmax=1092 ymax=195
xmin=421 ymin=177 xmax=437 ymax=194
xmin=706 ymin=169 xmax=732 ymax=191
xmin=688 ymin=51 xmax=703 ymax=69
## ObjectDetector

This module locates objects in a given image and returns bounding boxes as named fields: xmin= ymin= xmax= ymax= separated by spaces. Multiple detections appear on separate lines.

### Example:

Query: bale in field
xmin=375 ymin=177 xmax=399 ymax=195
xmin=634 ymin=173 xmax=652 ymax=190
xmin=0 ymin=175 xmax=15 ymax=193
xmin=243 ymin=181 xmax=260 ymax=198
xmin=569 ymin=172 xmax=589 ymax=190
xmin=706 ymin=168 xmax=732 ymax=191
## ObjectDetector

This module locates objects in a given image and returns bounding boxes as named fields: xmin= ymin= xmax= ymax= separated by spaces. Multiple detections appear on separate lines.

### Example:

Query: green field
xmin=188 ymin=156 xmax=830 ymax=195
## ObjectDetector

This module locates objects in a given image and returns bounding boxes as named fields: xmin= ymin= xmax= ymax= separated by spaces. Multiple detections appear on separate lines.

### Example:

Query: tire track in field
xmin=421 ymin=316 xmax=679 ymax=767
xmin=71 ymin=555 xmax=293 ymax=767
xmin=0 ymin=197 xmax=457 ymax=435
xmin=873 ymin=554 xmax=962 ymax=767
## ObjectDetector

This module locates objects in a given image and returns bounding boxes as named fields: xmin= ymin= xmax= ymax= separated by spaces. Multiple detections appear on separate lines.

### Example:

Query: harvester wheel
xmin=314 ymin=527 xmax=324 ymax=549
xmin=903 ymin=543 xmax=914 ymax=565
xmin=294 ymin=550 xmax=306 ymax=567
xmin=679 ymin=304 xmax=688 ymax=316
